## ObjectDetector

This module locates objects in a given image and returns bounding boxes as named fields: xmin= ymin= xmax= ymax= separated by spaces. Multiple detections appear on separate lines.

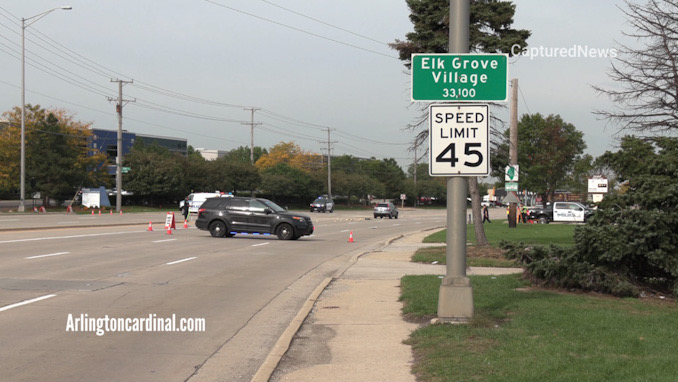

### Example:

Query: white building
xmin=196 ymin=148 xmax=229 ymax=161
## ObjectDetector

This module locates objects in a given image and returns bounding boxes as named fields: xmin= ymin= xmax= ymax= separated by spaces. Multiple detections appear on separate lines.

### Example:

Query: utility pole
xmin=413 ymin=142 xmax=418 ymax=206
xmin=437 ymin=0 xmax=474 ymax=322
xmin=319 ymin=128 xmax=337 ymax=196
xmin=242 ymin=107 xmax=262 ymax=165
xmin=107 ymin=79 xmax=134 ymax=213
xmin=508 ymin=78 xmax=519 ymax=228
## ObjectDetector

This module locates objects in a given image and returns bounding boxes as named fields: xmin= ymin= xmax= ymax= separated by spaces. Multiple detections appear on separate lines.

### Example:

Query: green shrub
xmin=502 ymin=137 xmax=678 ymax=297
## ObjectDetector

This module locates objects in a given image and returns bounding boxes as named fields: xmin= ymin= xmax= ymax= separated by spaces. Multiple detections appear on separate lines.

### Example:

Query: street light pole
xmin=19 ymin=6 xmax=71 ymax=212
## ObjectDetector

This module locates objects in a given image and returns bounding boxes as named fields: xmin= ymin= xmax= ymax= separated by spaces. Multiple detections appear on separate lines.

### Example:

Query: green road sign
xmin=411 ymin=53 xmax=508 ymax=102
xmin=122 ymin=167 xmax=131 ymax=174
xmin=505 ymin=165 xmax=519 ymax=181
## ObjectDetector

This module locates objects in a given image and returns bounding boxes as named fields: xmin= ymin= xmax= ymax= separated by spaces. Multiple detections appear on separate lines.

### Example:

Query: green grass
xmin=401 ymin=274 xmax=678 ymax=381
xmin=422 ymin=221 xmax=576 ymax=246
xmin=413 ymin=222 xmax=575 ymax=267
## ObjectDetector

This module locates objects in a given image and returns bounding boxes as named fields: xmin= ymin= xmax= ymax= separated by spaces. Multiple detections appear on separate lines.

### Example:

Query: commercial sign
xmin=429 ymin=104 xmax=490 ymax=177
xmin=411 ymin=53 xmax=508 ymax=102
xmin=588 ymin=177 xmax=608 ymax=193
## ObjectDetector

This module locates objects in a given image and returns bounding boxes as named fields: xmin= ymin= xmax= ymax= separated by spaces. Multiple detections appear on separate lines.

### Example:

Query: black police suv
xmin=195 ymin=196 xmax=314 ymax=240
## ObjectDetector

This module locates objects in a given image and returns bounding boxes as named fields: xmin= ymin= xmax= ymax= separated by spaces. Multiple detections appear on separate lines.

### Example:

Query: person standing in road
xmin=482 ymin=205 xmax=491 ymax=223
xmin=521 ymin=204 xmax=528 ymax=223
xmin=182 ymin=197 xmax=190 ymax=222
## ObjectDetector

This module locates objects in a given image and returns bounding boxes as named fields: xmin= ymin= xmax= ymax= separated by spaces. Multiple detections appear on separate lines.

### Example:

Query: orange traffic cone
xmin=183 ymin=219 xmax=188 ymax=229
xmin=91 ymin=209 xmax=94 ymax=215
xmin=348 ymin=231 xmax=354 ymax=243
xmin=166 ymin=226 xmax=172 ymax=235
xmin=147 ymin=221 xmax=153 ymax=231
xmin=120 ymin=210 xmax=123 ymax=215
xmin=99 ymin=210 xmax=102 ymax=215
xmin=110 ymin=209 xmax=112 ymax=215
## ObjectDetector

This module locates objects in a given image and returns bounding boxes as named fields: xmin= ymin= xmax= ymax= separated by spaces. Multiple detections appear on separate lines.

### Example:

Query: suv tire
xmin=276 ymin=223 xmax=295 ymax=240
xmin=209 ymin=221 xmax=227 ymax=238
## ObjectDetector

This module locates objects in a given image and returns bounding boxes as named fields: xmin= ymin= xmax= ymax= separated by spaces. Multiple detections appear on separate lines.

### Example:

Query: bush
xmin=502 ymin=137 xmax=678 ymax=297
xmin=501 ymin=241 xmax=641 ymax=297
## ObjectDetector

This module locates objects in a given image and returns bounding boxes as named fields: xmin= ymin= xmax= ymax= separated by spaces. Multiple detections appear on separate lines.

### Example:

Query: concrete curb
xmin=250 ymin=277 xmax=333 ymax=382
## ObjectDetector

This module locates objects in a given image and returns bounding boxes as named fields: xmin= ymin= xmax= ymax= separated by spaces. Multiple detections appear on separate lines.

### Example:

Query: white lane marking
xmin=252 ymin=242 xmax=270 ymax=247
xmin=0 ymin=231 xmax=142 ymax=244
xmin=340 ymin=229 xmax=350 ymax=232
xmin=25 ymin=252 xmax=70 ymax=259
xmin=166 ymin=257 xmax=197 ymax=265
xmin=57 ymin=222 xmax=78 ymax=224
xmin=153 ymin=239 xmax=177 ymax=243
xmin=0 ymin=294 xmax=57 ymax=312
xmin=0 ymin=219 xmax=19 ymax=222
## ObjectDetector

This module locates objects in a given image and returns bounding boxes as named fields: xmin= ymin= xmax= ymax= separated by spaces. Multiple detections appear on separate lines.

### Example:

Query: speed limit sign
xmin=429 ymin=104 xmax=490 ymax=177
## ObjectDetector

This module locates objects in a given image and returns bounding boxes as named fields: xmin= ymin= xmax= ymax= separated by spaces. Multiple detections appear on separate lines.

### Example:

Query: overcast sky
xmin=0 ymin=0 xmax=633 ymax=171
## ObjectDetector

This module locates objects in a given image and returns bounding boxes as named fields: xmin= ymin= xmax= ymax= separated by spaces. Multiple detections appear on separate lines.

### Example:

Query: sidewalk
xmin=256 ymin=231 xmax=523 ymax=382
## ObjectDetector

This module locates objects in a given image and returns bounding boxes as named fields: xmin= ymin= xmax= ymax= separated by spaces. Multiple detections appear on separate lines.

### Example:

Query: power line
xmin=203 ymin=0 xmax=398 ymax=59
xmin=258 ymin=0 xmax=388 ymax=45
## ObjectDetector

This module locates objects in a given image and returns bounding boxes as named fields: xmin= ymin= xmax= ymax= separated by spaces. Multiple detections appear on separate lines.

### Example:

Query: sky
xmin=0 ymin=0 xmax=635 ymax=172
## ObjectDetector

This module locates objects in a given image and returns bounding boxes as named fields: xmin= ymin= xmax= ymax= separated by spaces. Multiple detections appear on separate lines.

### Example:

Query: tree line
xmin=2 ymin=103 xmax=665 ymax=211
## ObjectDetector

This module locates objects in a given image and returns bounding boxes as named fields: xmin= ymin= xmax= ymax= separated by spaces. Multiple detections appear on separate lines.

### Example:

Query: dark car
xmin=373 ymin=202 xmax=398 ymax=219
xmin=310 ymin=195 xmax=334 ymax=213
xmin=195 ymin=197 xmax=314 ymax=240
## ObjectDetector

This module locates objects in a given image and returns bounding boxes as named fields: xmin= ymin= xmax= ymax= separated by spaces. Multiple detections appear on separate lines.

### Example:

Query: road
xmin=0 ymin=209 xmax=447 ymax=382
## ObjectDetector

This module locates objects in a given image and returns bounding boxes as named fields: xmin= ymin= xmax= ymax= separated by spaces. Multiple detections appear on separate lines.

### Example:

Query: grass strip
xmin=401 ymin=274 xmax=678 ymax=382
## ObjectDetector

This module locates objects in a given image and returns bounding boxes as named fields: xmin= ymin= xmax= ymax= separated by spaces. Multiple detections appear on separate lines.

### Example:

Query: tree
xmin=391 ymin=0 xmax=531 ymax=246
xmin=563 ymin=154 xmax=595 ymax=201
xmin=594 ymin=0 xmax=678 ymax=133
xmin=0 ymin=105 xmax=107 ymax=203
xmin=223 ymin=145 xmax=267 ymax=165
xmin=255 ymin=142 xmax=321 ymax=173
xmin=597 ymin=136 xmax=657 ymax=183
xmin=212 ymin=159 xmax=260 ymax=194
xmin=359 ymin=158 xmax=407 ymax=199
xmin=390 ymin=0 xmax=531 ymax=64
xmin=123 ymin=143 xmax=185 ymax=204
xmin=259 ymin=163 xmax=314 ymax=203
xmin=494 ymin=114 xmax=586 ymax=204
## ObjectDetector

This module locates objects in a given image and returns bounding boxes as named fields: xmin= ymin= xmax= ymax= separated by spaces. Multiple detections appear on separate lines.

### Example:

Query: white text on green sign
xmin=411 ymin=54 xmax=508 ymax=102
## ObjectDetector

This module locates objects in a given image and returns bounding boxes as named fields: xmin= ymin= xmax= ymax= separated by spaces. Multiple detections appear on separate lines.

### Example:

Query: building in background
xmin=195 ymin=148 xmax=229 ymax=160
xmin=89 ymin=128 xmax=188 ymax=174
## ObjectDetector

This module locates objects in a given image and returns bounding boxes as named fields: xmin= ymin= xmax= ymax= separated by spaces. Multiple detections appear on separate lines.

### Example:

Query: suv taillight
xmin=198 ymin=208 xmax=206 ymax=217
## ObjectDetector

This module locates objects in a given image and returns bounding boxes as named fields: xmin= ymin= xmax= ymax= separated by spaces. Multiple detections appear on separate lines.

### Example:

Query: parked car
xmin=373 ymin=202 xmax=398 ymax=219
xmin=309 ymin=195 xmax=334 ymax=213
xmin=527 ymin=201 xmax=595 ymax=224
xmin=195 ymin=196 xmax=314 ymax=240
xmin=179 ymin=192 xmax=231 ymax=214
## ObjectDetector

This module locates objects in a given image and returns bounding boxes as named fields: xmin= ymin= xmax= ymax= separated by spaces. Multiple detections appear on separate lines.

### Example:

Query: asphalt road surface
xmin=0 ymin=209 xmax=447 ymax=382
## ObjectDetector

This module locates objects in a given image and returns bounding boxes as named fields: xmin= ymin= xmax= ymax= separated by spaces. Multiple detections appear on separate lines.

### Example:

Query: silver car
xmin=373 ymin=202 xmax=398 ymax=219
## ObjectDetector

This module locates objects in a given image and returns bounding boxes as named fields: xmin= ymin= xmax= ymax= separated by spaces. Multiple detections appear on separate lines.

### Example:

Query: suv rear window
xmin=377 ymin=203 xmax=388 ymax=207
